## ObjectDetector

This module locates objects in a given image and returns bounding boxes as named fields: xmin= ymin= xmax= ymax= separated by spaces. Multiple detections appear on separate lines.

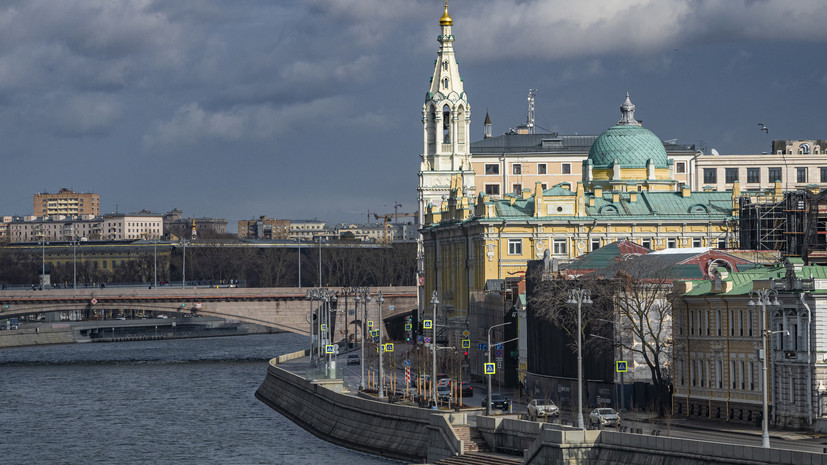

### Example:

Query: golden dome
xmin=439 ymin=1 xmax=453 ymax=26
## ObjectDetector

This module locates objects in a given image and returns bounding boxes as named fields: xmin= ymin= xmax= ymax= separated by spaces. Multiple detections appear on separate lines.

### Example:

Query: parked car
xmin=346 ymin=354 xmax=360 ymax=365
xmin=589 ymin=408 xmax=620 ymax=428
xmin=454 ymin=382 xmax=473 ymax=397
xmin=437 ymin=385 xmax=452 ymax=403
xmin=481 ymin=393 xmax=509 ymax=410
xmin=527 ymin=399 xmax=559 ymax=420
xmin=437 ymin=377 xmax=451 ymax=388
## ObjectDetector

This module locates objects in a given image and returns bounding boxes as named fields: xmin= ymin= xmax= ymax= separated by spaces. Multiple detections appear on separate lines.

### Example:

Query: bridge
xmin=0 ymin=286 xmax=417 ymax=341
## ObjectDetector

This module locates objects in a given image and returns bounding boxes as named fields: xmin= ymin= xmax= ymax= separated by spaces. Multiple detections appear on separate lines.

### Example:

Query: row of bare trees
xmin=528 ymin=254 xmax=677 ymax=414
xmin=0 ymin=242 xmax=417 ymax=288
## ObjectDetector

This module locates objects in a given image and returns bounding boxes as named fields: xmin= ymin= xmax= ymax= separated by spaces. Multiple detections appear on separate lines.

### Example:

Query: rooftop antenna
xmin=527 ymin=89 xmax=536 ymax=135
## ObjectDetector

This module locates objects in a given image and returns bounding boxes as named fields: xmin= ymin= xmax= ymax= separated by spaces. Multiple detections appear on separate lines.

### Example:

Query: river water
xmin=0 ymin=333 xmax=400 ymax=465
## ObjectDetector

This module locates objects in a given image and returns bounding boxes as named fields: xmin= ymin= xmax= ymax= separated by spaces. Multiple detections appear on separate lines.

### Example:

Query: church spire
xmin=439 ymin=1 xmax=453 ymax=26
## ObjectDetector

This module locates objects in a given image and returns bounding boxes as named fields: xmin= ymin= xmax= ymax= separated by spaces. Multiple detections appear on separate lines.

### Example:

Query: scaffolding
xmin=738 ymin=190 xmax=827 ymax=263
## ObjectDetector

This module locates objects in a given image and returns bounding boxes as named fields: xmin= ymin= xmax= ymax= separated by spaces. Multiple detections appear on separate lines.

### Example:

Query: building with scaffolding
xmin=738 ymin=185 xmax=827 ymax=263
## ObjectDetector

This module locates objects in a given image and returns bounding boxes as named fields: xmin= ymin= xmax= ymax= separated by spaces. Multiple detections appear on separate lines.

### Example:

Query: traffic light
xmin=463 ymin=351 xmax=469 ymax=359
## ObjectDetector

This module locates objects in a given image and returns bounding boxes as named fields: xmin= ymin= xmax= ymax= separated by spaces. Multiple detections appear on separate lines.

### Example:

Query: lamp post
xmin=297 ymin=238 xmax=302 ymax=287
xmin=355 ymin=287 xmax=371 ymax=390
xmin=487 ymin=321 xmax=512 ymax=415
xmin=306 ymin=287 xmax=337 ymax=376
xmin=377 ymin=290 xmax=385 ymax=399
xmin=153 ymin=239 xmax=158 ymax=289
xmin=431 ymin=290 xmax=439 ymax=407
xmin=72 ymin=237 xmax=77 ymax=290
xmin=181 ymin=241 xmax=188 ymax=289
xmin=567 ymin=287 xmax=593 ymax=430
xmin=749 ymin=289 xmax=781 ymax=449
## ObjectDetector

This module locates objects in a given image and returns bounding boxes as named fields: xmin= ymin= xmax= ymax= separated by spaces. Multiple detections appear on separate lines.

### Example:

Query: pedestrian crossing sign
xmin=325 ymin=345 xmax=334 ymax=354
xmin=484 ymin=363 xmax=496 ymax=375
xmin=384 ymin=343 xmax=394 ymax=352
xmin=423 ymin=319 xmax=432 ymax=329
xmin=462 ymin=339 xmax=470 ymax=349
xmin=616 ymin=361 xmax=628 ymax=373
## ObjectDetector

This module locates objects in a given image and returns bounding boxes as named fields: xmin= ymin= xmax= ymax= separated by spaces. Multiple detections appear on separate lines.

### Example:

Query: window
xmin=537 ymin=164 xmax=547 ymax=174
xmin=703 ymin=168 xmax=717 ymax=184
xmin=676 ymin=162 xmax=686 ymax=174
xmin=512 ymin=184 xmax=522 ymax=194
xmin=717 ymin=238 xmax=727 ymax=249
xmin=591 ymin=239 xmax=601 ymax=251
xmin=540 ymin=183 xmax=547 ymax=190
xmin=641 ymin=239 xmax=651 ymax=249
xmin=768 ymin=167 xmax=782 ymax=182
xmin=507 ymin=239 xmax=522 ymax=255
xmin=485 ymin=164 xmax=499 ymax=175
xmin=553 ymin=239 xmax=567 ymax=255
xmin=561 ymin=163 xmax=571 ymax=174
xmin=725 ymin=168 xmax=738 ymax=183
xmin=693 ymin=238 xmax=702 ymax=247
xmin=485 ymin=184 xmax=500 ymax=195
xmin=747 ymin=167 xmax=760 ymax=183
xmin=512 ymin=164 xmax=522 ymax=175
xmin=667 ymin=238 xmax=677 ymax=248
xmin=797 ymin=167 xmax=807 ymax=183
xmin=821 ymin=167 xmax=827 ymax=183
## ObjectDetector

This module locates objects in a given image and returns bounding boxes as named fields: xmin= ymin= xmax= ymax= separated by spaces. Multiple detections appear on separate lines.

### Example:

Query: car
xmin=437 ymin=377 xmax=451 ymax=388
xmin=437 ymin=385 xmax=452 ymax=403
xmin=346 ymin=354 xmax=360 ymax=365
xmin=454 ymin=381 xmax=473 ymax=397
xmin=589 ymin=408 xmax=620 ymax=428
xmin=527 ymin=399 xmax=559 ymax=420
xmin=481 ymin=393 xmax=509 ymax=410
xmin=157 ymin=314 xmax=168 ymax=319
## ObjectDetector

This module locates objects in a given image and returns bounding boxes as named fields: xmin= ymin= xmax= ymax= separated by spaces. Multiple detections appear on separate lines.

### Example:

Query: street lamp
xmin=431 ymin=290 xmax=439 ymax=407
xmin=377 ymin=290 xmax=385 ymax=399
xmin=748 ymin=289 xmax=782 ymax=449
xmin=153 ymin=238 xmax=158 ymax=289
xmin=306 ymin=287 xmax=337 ymax=377
xmin=355 ymin=287 xmax=371 ymax=390
xmin=181 ymin=241 xmax=188 ymax=289
xmin=487 ymin=321 xmax=512 ymax=415
xmin=297 ymin=238 xmax=302 ymax=287
xmin=567 ymin=287 xmax=593 ymax=430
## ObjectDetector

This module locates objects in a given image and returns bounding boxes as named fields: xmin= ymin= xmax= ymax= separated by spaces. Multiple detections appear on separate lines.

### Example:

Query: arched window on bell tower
xmin=443 ymin=60 xmax=449 ymax=71
xmin=443 ymin=105 xmax=451 ymax=143
xmin=443 ymin=77 xmax=449 ymax=89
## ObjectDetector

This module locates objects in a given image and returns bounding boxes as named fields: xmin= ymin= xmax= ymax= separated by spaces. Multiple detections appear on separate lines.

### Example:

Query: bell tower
xmin=417 ymin=1 xmax=475 ymax=227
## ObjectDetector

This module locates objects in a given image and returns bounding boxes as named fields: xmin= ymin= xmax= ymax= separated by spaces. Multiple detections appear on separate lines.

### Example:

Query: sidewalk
xmin=620 ymin=410 xmax=816 ymax=441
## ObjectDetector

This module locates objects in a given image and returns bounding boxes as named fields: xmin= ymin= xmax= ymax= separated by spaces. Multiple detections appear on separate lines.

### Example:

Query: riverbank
xmin=0 ymin=317 xmax=279 ymax=349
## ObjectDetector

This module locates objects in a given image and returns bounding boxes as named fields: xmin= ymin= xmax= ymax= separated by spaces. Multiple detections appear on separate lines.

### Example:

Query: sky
xmin=0 ymin=0 xmax=825 ymax=231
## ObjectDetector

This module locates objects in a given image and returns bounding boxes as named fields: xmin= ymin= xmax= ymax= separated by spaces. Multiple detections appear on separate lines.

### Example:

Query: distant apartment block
xmin=33 ymin=188 xmax=100 ymax=217
xmin=288 ymin=219 xmax=326 ymax=241
xmin=163 ymin=209 xmax=228 ymax=237
xmin=8 ymin=216 xmax=101 ymax=242
xmin=238 ymin=216 xmax=290 ymax=240
xmin=102 ymin=213 xmax=163 ymax=240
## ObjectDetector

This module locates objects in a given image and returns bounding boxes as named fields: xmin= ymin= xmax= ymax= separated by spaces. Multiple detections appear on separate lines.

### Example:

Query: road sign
xmin=384 ymin=343 xmax=394 ymax=352
xmin=403 ymin=359 xmax=411 ymax=366
xmin=462 ymin=339 xmax=470 ymax=349
xmin=325 ymin=345 xmax=334 ymax=354
xmin=462 ymin=330 xmax=470 ymax=337
xmin=405 ymin=323 xmax=412 ymax=331
xmin=321 ymin=324 xmax=327 ymax=332
xmin=424 ymin=336 xmax=431 ymax=343
xmin=367 ymin=320 xmax=374 ymax=327
xmin=479 ymin=343 xmax=487 ymax=351
xmin=495 ymin=343 xmax=503 ymax=350
xmin=616 ymin=361 xmax=628 ymax=373
xmin=417 ymin=335 xmax=423 ymax=342
xmin=195 ymin=302 xmax=201 ymax=309
xmin=495 ymin=350 xmax=503 ymax=358
xmin=389 ymin=305 xmax=394 ymax=311
xmin=423 ymin=319 xmax=433 ymax=329
xmin=484 ymin=363 xmax=496 ymax=375
xmin=90 ymin=298 xmax=97 ymax=305
xmin=373 ymin=336 xmax=379 ymax=343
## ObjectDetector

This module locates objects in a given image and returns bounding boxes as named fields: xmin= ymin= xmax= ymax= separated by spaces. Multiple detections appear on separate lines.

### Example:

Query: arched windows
xmin=443 ymin=77 xmax=449 ymax=89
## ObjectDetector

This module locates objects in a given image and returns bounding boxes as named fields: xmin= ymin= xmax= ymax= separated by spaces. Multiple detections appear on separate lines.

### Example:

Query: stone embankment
xmin=258 ymin=353 xmax=827 ymax=465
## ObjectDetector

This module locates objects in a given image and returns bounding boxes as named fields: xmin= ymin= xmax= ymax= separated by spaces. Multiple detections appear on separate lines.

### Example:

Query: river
xmin=0 ymin=333 xmax=400 ymax=465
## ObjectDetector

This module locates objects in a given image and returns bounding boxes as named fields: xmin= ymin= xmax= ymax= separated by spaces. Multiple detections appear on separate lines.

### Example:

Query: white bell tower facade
xmin=417 ymin=1 xmax=475 ymax=226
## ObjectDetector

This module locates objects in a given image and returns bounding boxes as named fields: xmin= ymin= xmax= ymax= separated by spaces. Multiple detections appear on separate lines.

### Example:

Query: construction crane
xmin=373 ymin=210 xmax=418 ymax=244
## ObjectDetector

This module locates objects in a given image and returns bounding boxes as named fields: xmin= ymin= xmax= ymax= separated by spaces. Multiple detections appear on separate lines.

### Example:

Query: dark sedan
xmin=482 ymin=393 xmax=508 ymax=410
xmin=455 ymin=381 xmax=473 ymax=397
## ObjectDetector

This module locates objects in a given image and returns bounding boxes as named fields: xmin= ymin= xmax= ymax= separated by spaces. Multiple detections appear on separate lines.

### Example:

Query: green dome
xmin=588 ymin=124 xmax=669 ymax=169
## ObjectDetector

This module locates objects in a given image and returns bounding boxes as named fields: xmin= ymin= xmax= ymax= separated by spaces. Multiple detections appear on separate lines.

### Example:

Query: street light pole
xmin=306 ymin=289 xmax=315 ymax=366
xmin=377 ymin=291 xmax=385 ymax=399
xmin=153 ymin=239 xmax=157 ymax=289
xmin=567 ymin=287 xmax=593 ymax=430
xmin=431 ymin=291 xmax=439 ymax=407
xmin=182 ymin=241 xmax=187 ymax=289
xmin=487 ymin=321 xmax=512 ymax=415
xmin=749 ymin=289 xmax=781 ymax=449
xmin=357 ymin=288 xmax=371 ymax=390
xmin=297 ymin=238 xmax=301 ymax=287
